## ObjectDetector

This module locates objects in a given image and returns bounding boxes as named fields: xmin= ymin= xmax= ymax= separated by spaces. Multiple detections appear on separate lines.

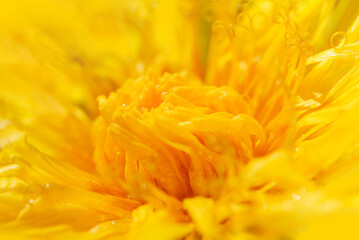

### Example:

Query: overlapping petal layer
xmin=0 ymin=0 xmax=359 ymax=239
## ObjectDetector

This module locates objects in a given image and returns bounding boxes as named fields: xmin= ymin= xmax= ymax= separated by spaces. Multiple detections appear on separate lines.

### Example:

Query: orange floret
xmin=93 ymin=71 xmax=265 ymax=200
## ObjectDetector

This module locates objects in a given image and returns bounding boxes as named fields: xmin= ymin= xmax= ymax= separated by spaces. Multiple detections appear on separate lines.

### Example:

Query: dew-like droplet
xmin=292 ymin=193 xmax=301 ymax=201
xmin=263 ymin=199 xmax=268 ymax=210
xmin=180 ymin=0 xmax=195 ymax=14
xmin=235 ymin=12 xmax=251 ymax=30
xmin=330 ymin=32 xmax=347 ymax=52
xmin=212 ymin=21 xmax=234 ymax=40
xmin=272 ymin=7 xmax=287 ymax=24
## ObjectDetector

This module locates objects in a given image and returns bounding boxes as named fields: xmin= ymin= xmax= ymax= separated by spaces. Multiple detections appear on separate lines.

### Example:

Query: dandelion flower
xmin=1 ymin=0 xmax=359 ymax=239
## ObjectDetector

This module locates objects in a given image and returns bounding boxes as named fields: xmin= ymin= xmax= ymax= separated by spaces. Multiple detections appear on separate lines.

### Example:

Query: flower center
xmin=92 ymin=71 xmax=275 ymax=200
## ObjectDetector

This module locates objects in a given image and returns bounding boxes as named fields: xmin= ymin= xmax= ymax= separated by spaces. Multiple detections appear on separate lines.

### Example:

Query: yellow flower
xmin=1 ymin=0 xmax=359 ymax=239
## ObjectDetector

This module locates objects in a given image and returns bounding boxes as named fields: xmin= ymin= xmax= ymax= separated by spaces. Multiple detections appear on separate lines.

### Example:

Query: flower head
xmin=1 ymin=0 xmax=359 ymax=239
